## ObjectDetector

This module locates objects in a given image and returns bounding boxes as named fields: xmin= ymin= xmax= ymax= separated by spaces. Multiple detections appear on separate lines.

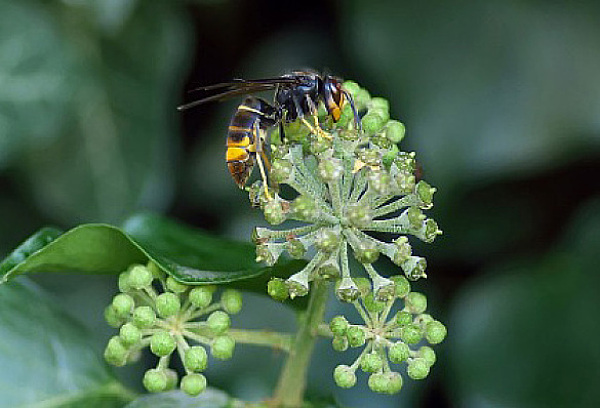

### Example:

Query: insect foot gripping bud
xmin=103 ymin=262 xmax=244 ymax=397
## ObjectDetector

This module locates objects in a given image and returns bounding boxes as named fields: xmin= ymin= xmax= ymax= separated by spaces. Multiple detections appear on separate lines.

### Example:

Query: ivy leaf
xmin=0 ymin=279 xmax=136 ymax=407
xmin=124 ymin=389 xmax=231 ymax=408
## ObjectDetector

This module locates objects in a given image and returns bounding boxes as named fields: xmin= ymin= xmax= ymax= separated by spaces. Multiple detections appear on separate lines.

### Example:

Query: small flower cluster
xmin=329 ymin=275 xmax=446 ymax=394
xmin=103 ymin=262 xmax=242 ymax=396
xmin=251 ymin=80 xmax=442 ymax=302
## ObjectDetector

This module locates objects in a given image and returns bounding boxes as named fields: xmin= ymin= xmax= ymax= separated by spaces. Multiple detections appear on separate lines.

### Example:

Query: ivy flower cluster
xmin=329 ymin=275 xmax=446 ymax=394
xmin=103 ymin=262 xmax=242 ymax=396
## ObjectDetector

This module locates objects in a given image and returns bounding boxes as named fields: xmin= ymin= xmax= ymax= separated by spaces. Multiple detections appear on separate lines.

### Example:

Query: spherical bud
xmin=211 ymin=335 xmax=235 ymax=360
xmin=270 ymin=159 xmax=293 ymax=184
xmin=392 ymin=237 xmax=412 ymax=266
xmin=316 ymin=259 xmax=341 ymax=280
xmin=318 ymin=157 xmax=343 ymax=182
xmin=362 ymin=112 xmax=385 ymax=135
xmin=207 ymin=310 xmax=231 ymax=335
xmin=364 ymin=293 xmax=385 ymax=313
xmin=385 ymin=120 xmax=406 ymax=143
xmin=156 ymin=292 xmax=181 ymax=318
xmin=347 ymin=203 xmax=372 ymax=228
xmin=181 ymin=373 xmax=207 ymax=396
xmin=395 ymin=311 xmax=413 ymax=326
xmin=388 ymin=341 xmax=410 ymax=364
xmin=405 ymin=292 xmax=427 ymax=314
xmin=132 ymin=305 xmax=156 ymax=329
xmin=416 ymin=180 xmax=436 ymax=207
xmin=368 ymin=170 xmax=391 ymax=195
xmin=353 ymin=243 xmax=379 ymax=264
xmin=346 ymin=326 xmax=366 ymax=348
xmin=290 ymin=195 xmax=317 ymax=221
xmin=401 ymin=323 xmax=423 ymax=344
xmin=342 ymin=80 xmax=360 ymax=97
xmin=118 ymin=271 xmax=132 ymax=293
xmin=417 ymin=346 xmax=436 ymax=366
xmin=189 ymin=286 xmax=214 ymax=309
xmin=332 ymin=335 xmax=349 ymax=352
xmin=425 ymin=320 xmax=447 ymax=345
xmin=150 ymin=331 xmax=176 ymax=357
xmin=184 ymin=346 xmax=208 ymax=372
xmin=390 ymin=275 xmax=411 ymax=298
xmin=104 ymin=336 xmax=128 ymax=367
xmin=267 ymin=278 xmax=289 ymax=302
xmin=333 ymin=365 xmax=356 ymax=389
xmin=355 ymin=88 xmax=371 ymax=111
xmin=329 ymin=316 xmax=349 ymax=336
xmin=221 ymin=289 xmax=243 ymax=314
xmin=335 ymin=277 xmax=360 ymax=302
xmin=414 ymin=313 xmax=434 ymax=326
xmin=143 ymin=368 xmax=168 ymax=393
xmin=166 ymin=276 xmax=188 ymax=294
xmin=367 ymin=372 xmax=387 ymax=394
xmin=119 ymin=323 xmax=142 ymax=347
xmin=285 ymin=237 xmax=306 ymax=259
xmin=360 ymin=352 xmax=384 ymax=373
xmin=264 ymin=199 xmax=288 ymax=226
xmin=127 ymin=264 xmax=153 ymax=290
xmin=111 ymin=293 xmax=135 ymax=319
xmin=315 ymin=228 xmax=341 ymax=253
xmin=386 ymin=372 xmax=404 ymax=394
xmin=369 ymin=97 xmax=390 ymax=115
xmin=407 ymin=358 xmax=430 ymax=380
xmin=402 ymin=256 xmax=427 ymax=281
xmin=104 ymin=305 xmax=124 ymax=328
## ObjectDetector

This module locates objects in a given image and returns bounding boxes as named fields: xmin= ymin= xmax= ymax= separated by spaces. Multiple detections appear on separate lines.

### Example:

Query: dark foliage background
xmin=1 ymin=0 xmax=599 ymax=407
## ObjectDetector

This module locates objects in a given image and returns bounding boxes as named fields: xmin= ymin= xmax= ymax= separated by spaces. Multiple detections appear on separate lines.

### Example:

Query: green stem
xmin=272 ymin=280 xmax=330 ymax=407
xmin=228 ymin=328 xmax=293 ymax=352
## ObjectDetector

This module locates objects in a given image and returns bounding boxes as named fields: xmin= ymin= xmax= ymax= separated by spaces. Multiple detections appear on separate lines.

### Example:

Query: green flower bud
xmin=316 ymin=259 xmax=340 ymax=280
xmin=264 ymin=199 xmax=288 ymax=225
xmin=336 ymin=277 xmax=360 ymax=302
xmin=267 ymin=278 xmax=289 ymax=301
xmin=362 ymin=112 xmax=385 ymax=135
xmin=164 ymin=368 xmax=179 ymax=390
xmin=118 ymin=271 xmax=132 ymax=293
xmin=127 ymin=264 xmax=153 ymax=290
xmin=189 ymin=286 xmax=214 ymax=309
xmin=367 ymin=372 xmax=387 ymax=394
xmin=104 ymin=336 xmax=128 ymax=367
xmin=332 ymin=335 xmax=349 ymax=352
xmin=211 ymin=335 xmax=235 ymax=360
xmin=346 ymin=326 xmax=366 ymax=348
xmin=416 ymin=180 xmax=436 ymax=207
xmin=156 ymin=292 xmax=181 ymax=318
xmin=342 ymin=81 xmax=360 ymax=97
xmin=364 ymin=293 xmax=385 ymax=313
xmin=385 ymin=372 xmax=404 ymax=394
xmin=221 ymin=289 xmax=243 ymax=314
xmin=353 ymin=243 xmax=379 ymax=264
xmin=181 ymin=373 xmax=207 ymax=396
xmin=385 ymin=120 xmax=406 ymax=143
xmin=150 ymin=331 xmax=176 ymax=357
xmin=407 ymin=358 xmax=430 ymax=380
xmin=406 ymin=207 xmax=426 ymax=230
xmin=285 ymin=237 xmax=306 ymax=259
xmin=166 ymin=276 xmax=188 ymax=294
xmin=425 ymin=320 xmax=447 ymax=345
xmin=401 ymin=323 xmax=423 ymax=345
xmin=392 ymin=236 xmax=412 ymax=266
xmin=143 ymin=368 xmax=168 ymax=393
xmin=329 ymin=316 xmax=349 ymax=336
xmin=402 ymin=256 xmax=427 ymax=280
xmin=318 ymin=157 xmax=343 ymax=182
xmin=207 ymin=311 xmax=231 ymax=335
xmin=132 ymin=305 xmax=156 ymax=329
xmin=388 ymin=341 xmax=410 ymax=364
xmin=369 ymin=97 xmax=390 ymax=115
xmin=419 ymin=218 xmax=442 ymax=243
xmin=382 ymin=144 xmax=399 ymax=167
xmin=315 ymin=228 xmax=340 ymax=253
xmin=414 ymin=313 xmax=434 ymax=326
xmin=347 ymin=203 xmax=372 ymax=228
xmin=270 ymin=159 xmax=293 ymax=183
xmin=417 ymin=346 xmax=436 ymax=366
xmin=290 ymin=195 xmax=317 ymax=221
xmin=405 ymin=292 xmax=427 ymax=314
xmin=184 ymin=346 xmax=208 ymax=372
xmin=390 ymin=275 xmax=411 ymax=298
xmin=119 ymin=323 xmax=142 ymax=347
xmin=104 ymin=305 xmax=124 ymax=328
xmin=395 ymin=311 xmax=413 ymax=326
xmin=333 ymin=365 xmax=357 ymax=389
xmin=360 ymin=352 xmax=384 ymax=373
xmin=112 ymin=293 xmax=135 ymax=319
xmin=370 ymin=107 xmax=390 ymax=124
xmin=355 ymin=88 xmax=371 ymax=111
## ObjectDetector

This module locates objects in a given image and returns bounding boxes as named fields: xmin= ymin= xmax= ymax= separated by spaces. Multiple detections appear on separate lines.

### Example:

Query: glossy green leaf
xmin=124 ymin=389 xmax=231 ymax=408
xmin=0 ymin=279 xmax=136 ymax=407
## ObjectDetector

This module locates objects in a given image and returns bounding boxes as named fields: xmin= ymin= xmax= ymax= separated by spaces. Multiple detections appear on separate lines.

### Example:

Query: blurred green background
xmin=1 ymin=0 xmax=599 ymax=407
